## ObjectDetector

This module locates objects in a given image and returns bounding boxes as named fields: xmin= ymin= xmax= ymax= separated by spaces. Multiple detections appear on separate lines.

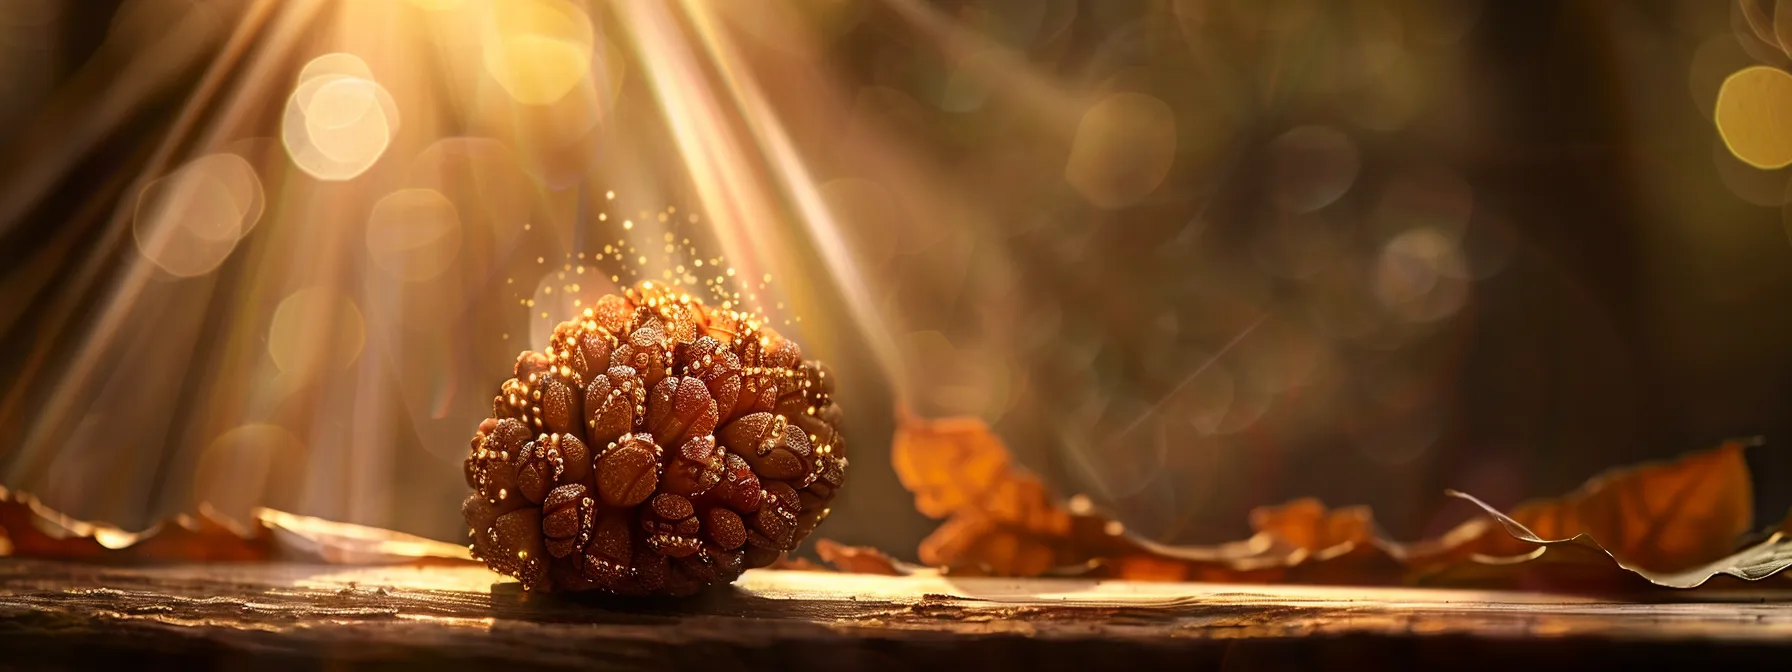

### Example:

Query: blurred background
xmin=0 ymin=0 xmax=1789 ymax=559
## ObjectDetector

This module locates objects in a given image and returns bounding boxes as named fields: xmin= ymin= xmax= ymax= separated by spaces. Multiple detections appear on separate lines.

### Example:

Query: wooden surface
xmin=1 ymin=559 xmax=1789 ymax=670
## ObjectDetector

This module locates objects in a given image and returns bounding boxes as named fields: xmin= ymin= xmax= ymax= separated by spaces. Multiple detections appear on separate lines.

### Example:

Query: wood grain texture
xmin=0 ymin=559 xmax=1788 ymax=670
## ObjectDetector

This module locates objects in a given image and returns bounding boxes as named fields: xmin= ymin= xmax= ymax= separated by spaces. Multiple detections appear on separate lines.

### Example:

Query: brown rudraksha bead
xmin=463 ymin=283 xmax=846 ymax=595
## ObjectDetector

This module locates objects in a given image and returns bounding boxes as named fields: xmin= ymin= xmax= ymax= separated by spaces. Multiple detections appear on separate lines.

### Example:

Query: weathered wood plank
xmin=0 ymin=559 xmax=1788 ymax=670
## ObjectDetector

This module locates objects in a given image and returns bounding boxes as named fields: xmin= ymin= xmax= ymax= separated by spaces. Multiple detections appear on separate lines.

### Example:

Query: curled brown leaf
xmin=814 ymin=539 xmax=905 ymax=575
xmin=892 ymin=410 xmax=1791 ymax=590
xmin=0 ymin=487 xmax=270 ymax=562
xmin=0 ymin=486 xmax=475 ymax=566
xmin=1250 ymin=498 xmax=1376 ymax=554
xmin=765 ymin=555 xmax=823 ymax=571
xmin=1434 ymin=488 xmax=1792 ymax=590
xmin=893 ymin=410 xmax=1143 ymax=575
xmin=891 ymin=408 xmax=1070 ymax=533
xmin=1445 ymin=440 xmax=1755 ymax=573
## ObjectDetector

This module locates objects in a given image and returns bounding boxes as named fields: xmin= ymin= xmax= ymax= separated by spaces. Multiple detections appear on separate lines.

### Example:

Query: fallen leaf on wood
xmin=814 ymin=539 xmax=907 ymax=575
xmin=256 ymin=508 xmax=474 ymax=565
xmin=1245 ymin=499 xmax=1410 ymax=584
xmin=1440 ymin=490 xmax=1792 ymax=589
xmin=892 ymin=409 xmax=1143 ymax=575
xmin=892 ymin=412 xmax=1379 ymax=580
xmin=1249 ymin=497 xmax=1376 ymax=555
xmin=1445 ymin=440 xmax=1755 ymax=573
xmin=917 ymin=513 xmax=1059 ymax=575
xmin=892 ymin=408 xmax=1072 ymax=533
xmin=765 ymin=555 xmax=824 ymax=571
xmin=0 ymin=487 xmax=271 ymax=562
xmin=0 ymin=486 xmax=474 ymax=566
xmin=1114 ymin=498 xmax=1406 ymax=584
xmin=891 ymin=409 xmax=1792 ymax=591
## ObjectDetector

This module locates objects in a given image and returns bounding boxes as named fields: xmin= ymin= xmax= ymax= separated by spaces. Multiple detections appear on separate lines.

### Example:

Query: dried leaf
xmin=765 ymin=555 xmax=824 ymax=571
xmin=892 ymin=410 xmax=1792 ymax=591
xmin=256 ymin=508 xmax=475 ymax=565
xmin=893 ymin=412 xmax=1398 ymax=580
xmin=918 ymin=514 xmax=1064 ymax=575
xmin=1442 ymin=490 xmax=1792 ymax=589
xmin=892 ymin=409 xmax=1070 ymax=533
xmin=0 ymin=487 xmax=271 ymax=562
xmin=0 ymin=486 xmax=475 ymax=566
xmin=814 ymin=539 xmax=906 ymax=575
xmin=1451 ymin=441 xmax=1754 ymax=573
xmin=1118 ymin=498 xmax=1396 ymax=579
xmin=893 ymin=411 xmax=1143 ymax=575
xmin=1249 ymin=498 xmax=1376 ymax=553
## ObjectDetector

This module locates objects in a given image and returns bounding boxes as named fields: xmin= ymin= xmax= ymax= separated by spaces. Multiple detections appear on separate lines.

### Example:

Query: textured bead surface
xmin=464 ymin=284 xmax=846 ymax=595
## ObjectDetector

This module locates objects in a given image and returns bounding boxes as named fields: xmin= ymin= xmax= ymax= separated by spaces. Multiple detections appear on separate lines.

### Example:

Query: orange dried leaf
xmin=918 ymin=514 xmax=1066 ymax=576
xmin=1249 ymin=498 xmax=1376 ymax=553
xmin=765 ymin=555 xmax=824 ymax=571
xmin=895 ymin=410 xmax=1092 ymax=576
xmin=891 ymin=412 xmax=1009 ymax=518
xmin=815 ymin=539 xmax=905 ymax=575
xmin=1444 ymin=489 xmax=1792 ymax=589
xmin=894 ymin=412 xmax=1397 ymax=580
xmin=892 ymin=410 xmax=1791 ymax=590
xmin=892 ymin=410 xmax=1068 ymax=534
xmin=0 ymin=487 xmax=271 ymax=562
xmin=899 ymin=412 xmax=1308 ymax=579
xmin=256 ymin=508 xmax=476 ymax=565
xmin=0 ymin=486 xmax=475 ymax=566
xmin=1232 ymin=498 xmax=1408 ymax=584
xmin=1099 ymin=554 xmax=1195 ymax=582
xmin=1455 ymin=441 xmax=1754 ymax=572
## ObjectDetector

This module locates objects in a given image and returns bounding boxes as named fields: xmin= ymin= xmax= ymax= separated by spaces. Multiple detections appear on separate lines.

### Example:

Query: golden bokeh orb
xmin=1715 ymin=65 xmax=1792 ymax=169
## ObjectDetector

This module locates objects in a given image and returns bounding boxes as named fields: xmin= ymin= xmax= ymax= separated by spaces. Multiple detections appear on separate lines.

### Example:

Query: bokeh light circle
xmin=1372 ymin=227 xmax=1470 ymax=323
xmin=296 ymin=51 xmax=374 ymax=85
xmin=366 ymin=188 xmax=464 ymax=282
xmin=1715 ymin=65 xmax=1792 ymax=169
xmin=1268 ymin=125 xmax=1360 ymax=213
xmin=132 ymin=153 xmax=264 ymax=277
xmin=268 ymin=287 xmax=366 ymax=373
xmin=482 ymin=0 xmax=595 ymax=105
xmin=1064 ymin=92 xmax=1177 ymax=209
xmin=282 ymin=52 xmax=399 ymax=181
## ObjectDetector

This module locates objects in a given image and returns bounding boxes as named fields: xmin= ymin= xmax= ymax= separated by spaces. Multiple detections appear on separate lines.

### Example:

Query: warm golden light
xmin=19 ymin=0 xmax=1767 ymax=580
xmin=405 ymin=137 xmax=535 ymax=269
xmin=306 ymin=77 xmax=378 ymax=131
xmin=295 ymin=52 xmax=374 ymax=92
xmin=268 ymin=288 xmax=366 ymax=374
xmin=1064 ymin=92 xmax=1177 ymax=209
xmin=282 ymin=52 xmax=399 ymax=181
xmin=193 ymin=424 xmax=307 ymax=525
xmin=131 ymin=152 xmax=263 ymax=277
xmin=365 ymin=188 xmax=464 ymax=282
xmin=815 ymin=178 xmax=900 ymax=272
xmin=482 ymin=0 xmax=594 ymax=105
xmin=1372 ymin=227 xmax=1469 ymax=323
xmin=1715 ymin=65 xmax=1792 ymax=169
